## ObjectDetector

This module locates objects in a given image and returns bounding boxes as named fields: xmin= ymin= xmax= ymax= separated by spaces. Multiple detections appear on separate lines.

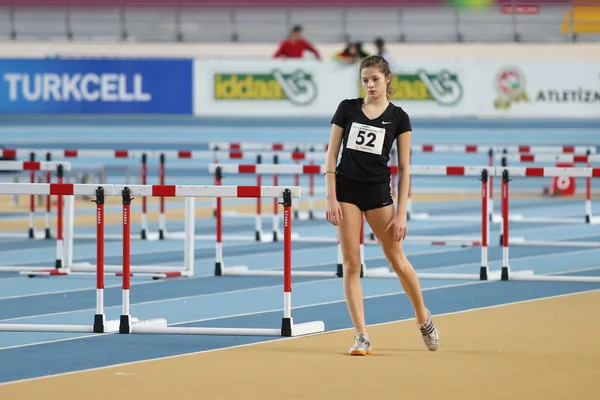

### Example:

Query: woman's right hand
xmin=326 ymin=197 xmax=344 ymax=227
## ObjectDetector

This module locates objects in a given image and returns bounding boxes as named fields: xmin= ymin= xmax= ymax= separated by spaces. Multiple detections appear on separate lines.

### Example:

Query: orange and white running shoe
xmin=349 ymin=333 xmax=372 ymax=356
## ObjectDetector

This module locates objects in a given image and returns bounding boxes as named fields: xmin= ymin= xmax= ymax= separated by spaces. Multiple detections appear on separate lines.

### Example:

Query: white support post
xmin=184 ymin=197 xmax=195 ymax=277
xmin=64 ymin=195 xmax=75 ymax=268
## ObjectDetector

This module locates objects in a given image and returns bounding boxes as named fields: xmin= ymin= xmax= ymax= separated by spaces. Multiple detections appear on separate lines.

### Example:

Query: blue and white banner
xmin=0 ymin=58 xmax=193 ymax=114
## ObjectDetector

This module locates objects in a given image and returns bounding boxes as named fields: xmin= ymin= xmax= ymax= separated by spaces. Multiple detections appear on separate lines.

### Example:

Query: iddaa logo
xmin=3 ymin=73 xmax=152 ymax=102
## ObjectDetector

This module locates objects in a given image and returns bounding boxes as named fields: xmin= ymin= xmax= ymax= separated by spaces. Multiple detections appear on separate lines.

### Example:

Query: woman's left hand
xmin=384 ymin=212 xmax=407 ymax=242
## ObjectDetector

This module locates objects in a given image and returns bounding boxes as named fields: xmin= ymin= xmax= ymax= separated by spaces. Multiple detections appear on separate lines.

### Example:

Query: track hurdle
xmin=209 ymin=160 xmax=325 ymax=242
xmin=209 ymin=163 xmax=483 ymax=247
xmin=0 ymin=160 xmax=71 ymax=241
xmin=0 ymin=183 xmax=167 ymax=334
xmin=60 ymin=193 xmax=196 ymax=279
xmin=142 ymin=149 xmax=328 ymax=240
xmin=361 ymin=166 xmax=533 ymax=281
xmin=117 ymin=183 xmax=324 ymax=337
xmin=499 ymin=153 xmax=600 ymax=225
xmin=499 ymin=166 xmax=600 ymax=251
xmin=497 ymin=166 xmax=600 ymax=283
xmin=0 ymin=161 xmax=73 ymax=274
xmin=207 ymin=164 xmax=490 ymax=280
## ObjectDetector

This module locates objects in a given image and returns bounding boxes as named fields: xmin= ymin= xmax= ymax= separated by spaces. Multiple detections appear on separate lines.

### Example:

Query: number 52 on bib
xmin=347 ymin=122 xmax=386 ymax=155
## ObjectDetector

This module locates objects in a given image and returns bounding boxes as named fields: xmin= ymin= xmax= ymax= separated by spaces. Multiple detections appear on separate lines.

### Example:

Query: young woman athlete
xmin=324 ymin=55 xmax=440 ymax=356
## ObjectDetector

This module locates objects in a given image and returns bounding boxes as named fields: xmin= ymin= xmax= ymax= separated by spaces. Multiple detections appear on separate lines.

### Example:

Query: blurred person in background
xmin=374 ymin=37 xmax=393 ymax=65
xmin=273 ymin=25 xmax=321 ymax=60
xmin=332 ymin=42 xmax=370 ymax=64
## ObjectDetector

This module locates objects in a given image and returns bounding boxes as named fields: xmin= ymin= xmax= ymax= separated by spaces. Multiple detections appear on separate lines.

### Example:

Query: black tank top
xmin=330 ymin=98 xmax=412 ymax=184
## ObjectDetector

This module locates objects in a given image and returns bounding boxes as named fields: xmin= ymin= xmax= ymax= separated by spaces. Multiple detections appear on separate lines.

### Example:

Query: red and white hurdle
xmin=0 ymin=160 xmax=72 ymax=241
xmin=367 ymin=166 xmax=600 ymax=282
xmin=0 ymin=182 xmax=325 ymax=337
xmin=0 ymin=183 xmax=166 ymax=334
xmin=209 ymin=163 xmax=484 ymax=248
xmin=0 ymin=161 xmax=73 ymax=274
xmin=499 ymin=153 xmax=600 ymax=225
xmin=499 ymin=166 xmax=600 ymax=251
xmin=2 ymin=147 xmax=328 ymax=241
xmin=497 ymin=166 xmax=600 ymax=282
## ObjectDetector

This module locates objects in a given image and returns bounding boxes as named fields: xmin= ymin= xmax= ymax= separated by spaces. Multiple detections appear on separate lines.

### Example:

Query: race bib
xmin=346 ymin=122 xmax=386 ymax=155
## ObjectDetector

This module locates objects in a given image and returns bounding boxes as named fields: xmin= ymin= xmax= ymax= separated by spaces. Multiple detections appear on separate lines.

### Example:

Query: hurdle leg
xmin=308 ymin=160 xmax=315 ymax=219
xmin=488 ymin=148 xmax=495 ymax=221
xmin=64 ymin=194 xmax=75 ymax=268
xmin=272 ymin=172 xmax=280 ymax=242
xmin=120 ymin=187 xmax=133 ymax=333
xmin=255 ymin=173 xmax=262 ymax=241
xmin=117 ymin=187 xmax=170 ymax=332
xmin=93 ymin=187 xmax=107 ymax=333
xmin=480 ymin=169 xmax=489 ymax=280
xmin=501 ymin=169 xmax=510 ymax=281
xmin=28 ymin=152 xmax=35 ymax=239
xmin=140 ymin=153 xmax=148 ymax=240
xmin=293 ymin=159 xmax=300 ymax=219
xmin=44 ymin=153 xmax=52 ymax=239
xmin=215 ymin=169 xmax=224 ymax=276
xmin=159 ymin=153 xmax=167 ymax=239
xmin=184 ymin=197 xmax=195 ymax=277
xmin=54 ymin=165 xmax=65 ymax=270
xmin=336 ymin=238 xmax=343 ymax=277
xmin=281 ymin=189 xmax=294 ymax=335
xmin=585 ymin=160 xmax=595 ymax=224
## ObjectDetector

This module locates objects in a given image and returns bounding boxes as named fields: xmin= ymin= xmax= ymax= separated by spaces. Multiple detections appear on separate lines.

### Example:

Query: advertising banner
xmin=0 ymin=58 xmax=193 ymax=114
xmin=193 ymin=59 xmax=477 ymax=119
xmin=358 ymin=61 xmax=477 ymax=118
xmin=478 ymin=61 xmax=600 ymax=118
xmin=193 ymin=59 xmax=357 ymax=118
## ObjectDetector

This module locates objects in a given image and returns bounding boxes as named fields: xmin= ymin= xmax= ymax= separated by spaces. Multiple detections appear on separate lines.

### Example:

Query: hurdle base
xmin=0 ymin=317 xmax=126 ymax=334
xmin=70 ymin=262 xmax=192 ymax=275
xmin=500 ymin=215 xmax=596 ymax=224
xmin=219 ymin=265 xmax=337 ymax=278
xmin=364 ymin=267 xmax=535 ymax=281
xmin=167 ymin=232 xmax=299 ymax=243
xmin=0 ymin=231 xmax=48 ymax=240
xmin=0 ymin=265 xmax=63 ymax=273
xmin=94 ymin=314 xmax=105 ymax=333
xmin=588 ymin=216 xmax=600 ymax=225
xmin=508 ymin=238 xmax=600 ymax=248
xmin=0 ymin=323 xmax=98 ymax=333
xmin=130 ymin=318 xmax=325 ymax=337
xmin=294 ymin=234 xmax=482 ymax=247
xmin=119 ymin=316 xmax=169 ymax=334
xmin=20 ymin=268 xmax=70 ymax=277
xmin=295 ymin=211 xmax=326 ymax=221
xmin=508 ymin=273 xmax=600 ymax=283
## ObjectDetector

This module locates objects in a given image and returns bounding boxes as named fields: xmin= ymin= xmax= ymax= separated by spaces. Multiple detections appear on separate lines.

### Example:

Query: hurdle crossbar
xmin=206 ymin=142 xmax=597 ymax=155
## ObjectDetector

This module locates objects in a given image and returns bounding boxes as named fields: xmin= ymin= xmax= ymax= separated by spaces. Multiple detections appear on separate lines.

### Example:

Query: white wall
xmin=1 ymin=40 xmax=600 ymax=61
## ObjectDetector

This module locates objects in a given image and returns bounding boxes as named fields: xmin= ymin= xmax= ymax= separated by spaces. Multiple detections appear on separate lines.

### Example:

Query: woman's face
xmin=361 ymin=66 xmax=390 ymax=100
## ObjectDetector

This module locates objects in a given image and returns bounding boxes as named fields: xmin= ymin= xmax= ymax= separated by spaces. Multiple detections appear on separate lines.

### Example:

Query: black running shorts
xmin=335 ymin=174 xmax=394 ymax=212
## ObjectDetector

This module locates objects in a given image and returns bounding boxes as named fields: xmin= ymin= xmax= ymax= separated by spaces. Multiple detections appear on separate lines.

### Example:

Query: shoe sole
xmin=349 ymin=349 xmax=372 ymax=356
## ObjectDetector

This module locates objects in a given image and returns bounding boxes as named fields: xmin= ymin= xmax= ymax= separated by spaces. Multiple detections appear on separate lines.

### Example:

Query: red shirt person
xmin=273 ymin=25 xmax=321 ymax=60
